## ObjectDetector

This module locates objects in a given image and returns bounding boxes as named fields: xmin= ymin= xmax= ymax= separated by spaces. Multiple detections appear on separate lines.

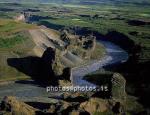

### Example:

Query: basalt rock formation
xmin=60 ymin=29 xmax=96 ymax=60
xmin=111 ymin=73 xmax=126 ymax=100
xmin=84 ymin=72 xmax=127 ymax=100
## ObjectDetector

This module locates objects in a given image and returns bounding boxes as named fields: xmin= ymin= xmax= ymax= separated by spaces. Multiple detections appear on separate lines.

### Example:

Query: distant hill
xmin=0 ymin=0 xmax=150 ymax=5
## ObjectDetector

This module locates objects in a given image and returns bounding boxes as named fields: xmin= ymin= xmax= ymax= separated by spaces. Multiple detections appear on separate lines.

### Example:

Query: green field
xmin=0 ymin=19 xmax=36 ymax=81
xmin=8 ymin=2 xmax=148 ymax=62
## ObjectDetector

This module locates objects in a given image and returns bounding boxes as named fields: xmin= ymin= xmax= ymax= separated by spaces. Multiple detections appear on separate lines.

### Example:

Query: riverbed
xmin=71 ymin=40 xmax=129 ymax=86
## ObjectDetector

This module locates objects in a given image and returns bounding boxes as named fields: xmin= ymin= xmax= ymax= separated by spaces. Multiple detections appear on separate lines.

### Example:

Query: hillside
xmin=0 ymin=19 xmax=37 ymax=81
xmin=0 ymin=17 xmax=106 ymax=81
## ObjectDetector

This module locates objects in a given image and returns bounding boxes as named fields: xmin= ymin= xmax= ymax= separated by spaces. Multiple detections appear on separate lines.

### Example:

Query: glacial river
xmin=0 ymin=40 xmax=128 ymax=102
xmin=71 ymin=40 xmax=129 ymax=86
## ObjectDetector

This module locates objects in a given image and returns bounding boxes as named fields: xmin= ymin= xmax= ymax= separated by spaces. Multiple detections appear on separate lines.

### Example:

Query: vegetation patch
xmin=0 ymin=34 xmax=27 ymax=48
xmin=0 ymin=19 xmax=36 ymax=81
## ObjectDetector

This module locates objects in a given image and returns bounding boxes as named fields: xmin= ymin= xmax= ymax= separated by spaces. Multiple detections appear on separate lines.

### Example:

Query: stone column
xmin=111 ymin=73 xmax=126 ymax=100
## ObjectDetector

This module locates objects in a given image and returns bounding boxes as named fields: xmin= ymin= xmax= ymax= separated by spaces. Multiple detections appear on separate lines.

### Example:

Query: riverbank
xmin=71 ymin=40 xmax=128 ymax=86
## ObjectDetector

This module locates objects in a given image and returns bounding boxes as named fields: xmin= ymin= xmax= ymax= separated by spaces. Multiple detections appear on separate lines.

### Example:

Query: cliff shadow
xmin=25 ymin=102 xmax=51 ymax=110
xmin=127 ymin=20 xmax=150 ymax=26
xmin=28 ymin=15 xmax=56 ymax=23
xmin=38 ymin=21 xmax=65 ymax=30
xmin=84 ymin=73 xmax=112 ymax=99
xmin=115 ymin=60 xmax=150 ymax=108
xmin=7 ymin=48 xmax=59 ymax=86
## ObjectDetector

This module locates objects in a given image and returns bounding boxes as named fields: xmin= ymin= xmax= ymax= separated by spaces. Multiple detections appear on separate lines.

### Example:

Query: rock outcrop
xmin=15 ymin=12 xmax=31 ymax=22
xmin=60 ymin=29 xmax=97 ymax=60
xmin=111 ymin=73 xmax=126 ymax=100
xmin=80 ymin=98 xmax=109 ymax=114
xmin=0 ymin=96 xmax=38 ymax=115
xmin=40 ymin=47 xmax=59 ymax=85
xmin=15 ymin=14 xmax=25 ymax=22
xmin=84 ymin=72 xmax=126 ymax=99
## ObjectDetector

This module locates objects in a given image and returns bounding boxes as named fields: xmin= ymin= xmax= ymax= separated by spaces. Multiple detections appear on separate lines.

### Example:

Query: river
xmin=71 ymin=40 xmax=129 ymax=86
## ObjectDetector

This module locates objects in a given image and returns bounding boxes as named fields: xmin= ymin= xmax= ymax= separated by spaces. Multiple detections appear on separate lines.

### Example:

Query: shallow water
xmin=71 ymin=40 xmax=129 ymax=86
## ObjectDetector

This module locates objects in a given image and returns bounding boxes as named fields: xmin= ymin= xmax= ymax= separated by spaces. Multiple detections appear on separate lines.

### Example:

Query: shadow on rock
xmin=7 ymin=47 xmax=59 ymax=86
xmin=38 ymin=21 xmax=65 ymax=30
xmin=113 ymin=57 xmax=150 ymax=108
xmin=26 ymin=102 xmax=51 ymax=110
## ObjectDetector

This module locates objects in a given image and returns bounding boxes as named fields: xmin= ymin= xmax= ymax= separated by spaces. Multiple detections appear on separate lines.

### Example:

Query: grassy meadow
xmin=0 ymin=19 xmax=36 ymax=81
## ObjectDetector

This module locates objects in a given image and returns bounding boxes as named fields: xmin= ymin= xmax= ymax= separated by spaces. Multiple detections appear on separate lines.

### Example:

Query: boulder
xmin=0 ymin=96 xmax=38 ymax=115
xmin=80 ymin=98 xmax=109 ymax=114
xmin=60 ymin=100 xmax=72 ymax=110
xmin=46 ymin=104 xmax=56 ymax=114
xmin=58 ymin=80 xmax=72 ymax=87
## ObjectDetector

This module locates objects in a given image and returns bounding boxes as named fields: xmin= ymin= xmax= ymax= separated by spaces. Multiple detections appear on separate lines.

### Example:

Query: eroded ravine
xmin=0 ymin=39 xmax=128 ymax=102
